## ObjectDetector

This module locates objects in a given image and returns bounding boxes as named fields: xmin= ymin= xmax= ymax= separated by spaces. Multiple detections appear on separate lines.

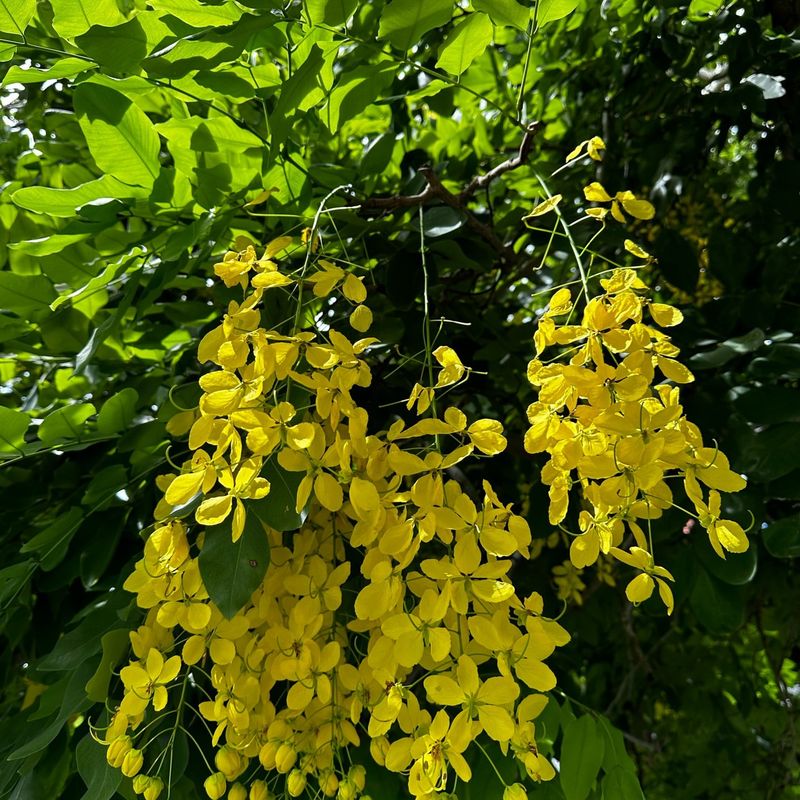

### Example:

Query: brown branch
xmin=357 ymin=122 xmax=542 ymax=260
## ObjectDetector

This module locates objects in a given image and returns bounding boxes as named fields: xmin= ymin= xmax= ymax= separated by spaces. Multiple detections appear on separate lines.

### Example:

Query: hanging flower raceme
xmin=525 ymin=265 xmax=748 ymax=614
xmin=98 ymin=233 xmax=567 ymax=800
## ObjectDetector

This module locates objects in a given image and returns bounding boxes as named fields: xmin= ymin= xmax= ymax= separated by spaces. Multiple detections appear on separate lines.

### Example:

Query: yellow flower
xmin=424 ymin=655 xmax=519 ymax=742
xmin=119 ymin=648 xmax=181 ymax=716
xmin=408 ymin=710 xmax=472 ymax=797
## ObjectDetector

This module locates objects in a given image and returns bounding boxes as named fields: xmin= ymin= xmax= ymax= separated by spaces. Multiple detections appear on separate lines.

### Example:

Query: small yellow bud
xmin=348 ymin=765 xmax=366 ymax=792
xmin=106 ymin=735 xmax=132 ymax=768
xmin=337 ymin=778 xmax=356 ymax=800
xmin=204 ymin=772 xmax=227 ymax=800
xmin=132 ymin=775 xmax=150 ymax=794
xmin=249 ymin=780 xmax=270 ymax=800
xmin=258 ymin=742 xmax=277 ymax=770
xmin=144 ymin=778 xmax=164 ymax=800
xmin=287 ymin=769 xmax=307 ymax=798
xmin=215 ymin=746 xmax=242 ymax=781
xmin=274 ymin=743 xmax=297 ymax=773
xmin=319 ymin=770 xmax=339 ymax=797
xmin=121 ymin=748 xmax=144 ymax=778
xmin=228 ymin=783 xmax=247 ymax=800
xmin=503 ymin=783 xmax=528 ymax=800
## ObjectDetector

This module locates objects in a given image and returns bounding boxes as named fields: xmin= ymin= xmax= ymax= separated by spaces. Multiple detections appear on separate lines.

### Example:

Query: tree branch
xmin=357 ymin=122 xmax=542 ymax=260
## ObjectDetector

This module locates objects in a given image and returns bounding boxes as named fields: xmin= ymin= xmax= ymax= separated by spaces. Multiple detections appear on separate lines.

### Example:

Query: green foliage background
xmin=0 ymin=0 xmax=798 ymax=798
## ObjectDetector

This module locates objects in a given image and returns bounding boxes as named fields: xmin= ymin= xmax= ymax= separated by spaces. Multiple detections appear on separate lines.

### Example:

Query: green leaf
xmin=96 ymin=388 xmax=139 ymax=435
xmin=601 ymin=767 xmax=645 ymax=800
xmin=2 ymin=57 xmax=94 ymax=85
xmin=198 ymin=514 xmax=270 ymax=619
xmin=76 ymin=16 xmax=169 ymax=74
xmin=690 ymin=568 xmax=745 ymax=632
xmin=473 ymin=0 xmax=529 ymax=30
xmin=84 ymin=629 xmax=130 ymax=703
xmin=75 ymin=270 xmax=141 ymax=376
xmin=38 ymin=403 xmax=96 ymax=446
xmin=690 ymin=329 xmax=765 ymax=369
xmin=76 ymin=734 xmax=122 ymax=800
xmin=51 ymin=247 xmax=143 ymax=311
xmin=435 ymin=13 xmax=493 ymax=76
xmin=74 ymin=81 xmax=161 ymax=189
xmin=324 ymin=62 xmax=397 ymax=133
xmin=733 ymin=386 xmax=800 ymax=424
xmin=9 ymin=233 xmax=90 ymax=256
xmin=763 ymin=513 xmax=800 ymax=558
xmin=537 ymin=0 xmax=579 ymax=26
xmin=559 ymin=715 xmax=605 ymax=800
xmin=0 ymin=407 xmax=29 ymax=455
xmin=0 ymin=561 xmax=34 ymax=608
xmin=306 ymin=0 xmax=358 ymax=25
xmin=38 ymin=592 xmax=129 ymax=671
xmin=11 ymin=176 xmax=139 ymax=218
xmin=268 ymin=44 xmax=324 ymax=148
xmin=149 ymin=0 xmax=243 ymax=27
xmin=378 ymin=0 xmax=454 ymax=51
xmin=695 ymin=535 xmax=758 ymax=585
xmin=249 ymin=461 xmax=305 ymax=532
xmin=50 ymin=0 xmax=127 ymax=38
xmin=0 ymin=272 xmax=56 ymax=315
xmin=423 ymin=206 xmax=464 ymax=238
xmin=0 ymin=0 xmax=35 ymax=37
xmin=9 ymin=660 xmax=95 ymax=760
xmin=82 ymin=465 xmax=129 ymax=508
xmin=20 ymin=507 xmax=83 ymax=571
xmin=597 ymin=716 xmax=636 ymax=774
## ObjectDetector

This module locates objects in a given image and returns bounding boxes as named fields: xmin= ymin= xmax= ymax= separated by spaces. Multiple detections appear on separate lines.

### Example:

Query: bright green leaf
xmin=601 ymin=767 xmax=645 ymax=800
xmin=435 ymin=12 xmax=493 ymax=76
xmin=560 ymin=715 xmax=605 ymax=800
xmin=537 ymin=0 xmax=579 ymax=27
xmin=74 ymin=81 xmax=161 ymax=188
xmin=473 ymin=0 xmax=530 ymax=30
xmin=0 ymin=407 xmax=29 ymax=454
xmin=0 ymin=0 xmax=35 ymax=37
xmin=96 ymin=388 xmax=139 ymax=435
xmin=50 ymin=0 xmax=127 ymax=39
xmin=378 ymin=0 xmax=453 ymax=51
xmin=2 ymin=57 xmax=94 ymax=85
xmin=0 ymin=272 xmax=56 ymax=315
xmin=38 ymin=403 xmax=96 ymax=447
xmin=150 ymin=0 xmax=243 ymax=27
xmin=11 ymin=176 xmax=139 ymax=218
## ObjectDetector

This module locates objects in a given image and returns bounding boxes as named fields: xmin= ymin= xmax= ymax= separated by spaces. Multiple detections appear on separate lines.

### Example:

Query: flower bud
xmin=275 ymin=743 xmax=297 ymax=773
xmin=503 ymin=784 xmax=528 ymax=800
xmin=204 ymin=772 xmax=227 ymax=800
xmin=121 ymin=748 xmax=144 ymax=778
xmin=144 ymin=778 xmax=164 ymax=800
xmin=349 ymin=765 xmax=366 ymax=792
xmin=249 ymin=780 xmax=270 ymax=800
xmin=228 ymin=783 xmax=247 ymax=800
xmin=215 ymin=746 xmax=242 ymax=780
xmin=337 ymin=778 xmax=356 ymax=800
xmin=132 ymin=775 xmax=150 ymax=794
xmin=287 ymin=769 xmax=307 ymax=798
xmin=106 ymin=735 xmax=132 ymax=768
xmin=319 ymin=770 xmax=339 ymax=797
xmin=369 ymin=736 xmax=388 ymax=766
xmin=258 ymin=742 xmax=277 ymax=770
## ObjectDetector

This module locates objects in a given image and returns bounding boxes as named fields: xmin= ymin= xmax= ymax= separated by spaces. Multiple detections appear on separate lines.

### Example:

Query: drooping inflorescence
xmin=97 ymin=141 xmax=749 ymax=800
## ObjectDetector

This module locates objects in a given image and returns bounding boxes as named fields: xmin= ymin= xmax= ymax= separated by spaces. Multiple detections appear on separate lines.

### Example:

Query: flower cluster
xmin=98 ymin=236 xmax=568 ymax=800
xmin=525 ymin=263 xmax=748 ymax=612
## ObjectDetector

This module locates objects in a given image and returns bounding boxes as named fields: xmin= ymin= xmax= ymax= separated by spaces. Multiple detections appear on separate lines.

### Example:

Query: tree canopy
xmin=0 ymin=1 xmax=798 ymax=799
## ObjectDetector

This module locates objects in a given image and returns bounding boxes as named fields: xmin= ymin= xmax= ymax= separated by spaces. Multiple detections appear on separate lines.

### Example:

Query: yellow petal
xmin=196 ymin=495 xmax=233 ymax=527
xmin=314 ymin=472 xmax=343 ymax=512
xmin=583 ymin=182 xmax=612 ymax=202
xmin=523 ymin=194 xmax=562 ymax=221
xmin=650 ymin=302 xmax=684 ymax=327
